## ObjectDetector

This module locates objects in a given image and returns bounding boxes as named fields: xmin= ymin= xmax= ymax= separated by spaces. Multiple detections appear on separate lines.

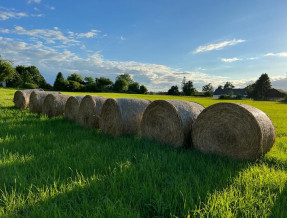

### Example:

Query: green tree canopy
xmin=116 ymin=73 xmax=134 ymax=85
xmin=113 ymin=78 xmax=128 ymax=92
xmin=0 ymin=56 xmax=15 ymax=82
xmin=182 ymin=77 xmax=196 ymax=96
xmin=84 ymin=76 xmax=95 ymax=84
xmin=67 ymin=73 xmax=83 ymax=83
xmin=167 ymin=85 xmax=180 ymax=96
xmin=128 ymin=82 xmax=140 ymax=93
xmin=202 ymin=83 xmax=214 ymax=97
xmin=139 ymin=85 xmax=148 ymax=94
xmin=14 ymin=65 xmax=46 ymax=88
xmin=223 ymin=81 xmax=234 ymax=89
xmin=6 ymin=71 xmax=23 ymax=88
xmin=95 ymin=77 xmax=113 ymax=90
xmin=254 ymin=73 xmax=272 ymax=99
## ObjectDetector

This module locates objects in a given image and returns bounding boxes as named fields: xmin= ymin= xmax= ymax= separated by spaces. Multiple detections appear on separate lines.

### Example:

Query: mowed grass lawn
xmin=0 ymin=88 xmax=287 ymax=217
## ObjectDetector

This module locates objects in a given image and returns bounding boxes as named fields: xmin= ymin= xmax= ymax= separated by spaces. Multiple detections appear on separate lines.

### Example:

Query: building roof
xmin=213 ymin=88 xmax=247 ymax=96
xmin=266 ymin=88 xmax=286 ymax=98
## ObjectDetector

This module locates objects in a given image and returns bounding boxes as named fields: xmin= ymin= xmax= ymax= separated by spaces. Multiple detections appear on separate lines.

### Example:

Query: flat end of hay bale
xmin=192 ymin=102 xmax=275 ymax=160
xmin=78 ymin=95 xmax=107 ymax=128
xmin=100 ymin=98 xmax=151 ymax=137
xmin=64 ymin=96 xmax=85 ymax=122
xmin=43 ymin=94 xmax=70 ymax=118
xmin=99 ymin=98 xmax=122 ymax=136
xmin=14 ymin=89 xmax=43 ymax=109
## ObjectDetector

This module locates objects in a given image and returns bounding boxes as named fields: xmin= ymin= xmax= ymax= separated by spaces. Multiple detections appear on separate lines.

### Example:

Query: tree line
xmin=53 ymin=72 xmax=148 ymax=93
xmin=167 ymin=77 xmax=215 ymax=97
xmin=0 ymin=55 xmax=281 ymax=99
xmin=0 ymin=55 xmax=148 ymax=93
xmin=167 ymin=73 xmax=277 ymax=100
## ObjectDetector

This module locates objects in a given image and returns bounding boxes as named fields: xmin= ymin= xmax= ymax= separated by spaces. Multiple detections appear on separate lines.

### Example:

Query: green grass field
xmin=0 ymin=88 xmax=286 ymax=217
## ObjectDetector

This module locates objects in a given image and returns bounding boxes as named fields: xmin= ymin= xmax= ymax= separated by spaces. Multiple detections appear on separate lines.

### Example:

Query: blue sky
xmin=0 ymin=0 xmax=287 ymax=91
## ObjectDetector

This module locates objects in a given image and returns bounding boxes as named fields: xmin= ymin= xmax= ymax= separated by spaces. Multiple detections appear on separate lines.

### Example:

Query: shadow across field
xmin=0 ymin=107 xmax=250 ymax=217
xmin=269 ymin=182 xmax=287 ymax=217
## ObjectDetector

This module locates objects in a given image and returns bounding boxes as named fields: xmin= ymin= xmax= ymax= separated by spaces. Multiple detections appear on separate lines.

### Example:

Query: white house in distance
xmin=213 ymin=88 xmax=247 ymax=98
xmin=1 ymin=81 xmax=6 ymax=87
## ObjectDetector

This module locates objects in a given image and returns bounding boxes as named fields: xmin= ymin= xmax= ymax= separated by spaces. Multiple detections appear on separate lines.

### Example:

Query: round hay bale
xmin=140 ymin=100 xmax=205 ymax=148
xmin=29 ymin=91 xmax=61 ymax=113
xmin=64 ymin=95 xmax=85 ymax=122
xmin=13 ymin=89 xmax=43 ymax=109
xmin=78 ymin=95 xmax=107 ymax=128
xmin=192 ymin=103 xmax=276 ymax=160
xmin=99 ymin=98 xmax=151 ymax=137
xmin=42 ymin=94 xmax=71 ymax=118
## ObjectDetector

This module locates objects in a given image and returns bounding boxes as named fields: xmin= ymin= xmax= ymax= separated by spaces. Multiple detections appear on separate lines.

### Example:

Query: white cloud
xmin=2 ymin=37 xmax=285 ymax=91
xmin=0 ymin=8 xmax=28 ymax=20
xmin=45 ymin=5 xmax=55 ymax=10
xmin=271 ymin=77 xmax=287 ymax=91
xmin=194 ymin=39 xmax=245 ymax=54
xmin=76 ymin=30 xmax=99 ymax=38
xmin=28 ymin=0 xmax=42 ymax=4
xmin=0 ymin=26 xmax=79 ymax=44
xmin=221 ymin=57 xmax=241 ymax=62
xmin=265 ymin=52 xmax=287 ymax=57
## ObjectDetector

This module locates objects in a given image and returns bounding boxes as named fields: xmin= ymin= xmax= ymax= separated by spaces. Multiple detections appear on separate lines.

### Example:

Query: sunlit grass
xmin=0 ymin=88 xmax=287 ymax=217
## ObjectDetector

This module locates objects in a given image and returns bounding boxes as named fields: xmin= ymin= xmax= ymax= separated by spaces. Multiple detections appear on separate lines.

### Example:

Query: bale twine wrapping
xmin=42 ymin=94 xmax=71 ymax=118
xmin=78 ymin=95 xmax=107 ymax=128
xmin=29 ymin=91 xmax=61 ymax=113
xmin=99 ymin=98 xmax=151 ymax=137
xmin=192 ymin=103 xmax=276 ymax=160
xmin=13 ymin=89 xmax=43 ymax=109
xmin=64 ymin=95 xmax=85 ymax=122
xmin=140 ymin=100 xmax=205 ymax=148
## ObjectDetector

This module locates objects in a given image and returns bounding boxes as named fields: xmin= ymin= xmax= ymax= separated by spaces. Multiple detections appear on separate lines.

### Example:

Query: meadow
xmin=0 ymin=88 xmax=287 ymax=217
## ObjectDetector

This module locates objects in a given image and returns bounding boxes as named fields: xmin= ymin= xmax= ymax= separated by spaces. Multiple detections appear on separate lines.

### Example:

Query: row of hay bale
xmin=13 ymin=89 xmax=275 ymax=160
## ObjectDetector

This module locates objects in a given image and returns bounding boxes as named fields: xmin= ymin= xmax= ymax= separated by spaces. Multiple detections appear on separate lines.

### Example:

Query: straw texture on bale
xmin=78 ymin=95 xmax=107 ymax=128
xmin=42 ymin=94 xmax=71 ymax=118
xmin=13 ymin=89 xmax=43 ymax=109
xmin=29 ymin=91 xmax=61 ymax=113
xmin=64 ymin=95 xmax=85 ymax=122
xmin=99 ymin=98 xmax=151 ymax=137
xmin=192 ymin=103 xmax=276 ymax=160
xmin=141 ymin=100 xmax=205 ymax=148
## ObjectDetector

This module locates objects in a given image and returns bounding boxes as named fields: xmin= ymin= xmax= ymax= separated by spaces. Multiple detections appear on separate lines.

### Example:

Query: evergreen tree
xmin=53 ymin=72 xmax=66 ymax=91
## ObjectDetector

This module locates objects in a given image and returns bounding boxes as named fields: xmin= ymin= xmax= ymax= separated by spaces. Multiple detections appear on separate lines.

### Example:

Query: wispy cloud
xmin=0 ymin=8 xmax=28 ymax=20
xmin=0 ymin=37 xmax=229 ymax=91
xmin=45 ymin=5 xmax=55 ymax=10
xmin=1 ymin=37 xmax=285 ymax=91
xmin=0 ymin=26 xmax=101 ymax=44
xmin=73 ymin=30 xmax=100 ymax=39
xmin=221 ymin=57 xmax=241 ymax=62
xmin=194 ymin=39 xmax=245 ymax=54
xmin=265 ymin=52 xmax=287 ymax=57
xmin=27 ymin=0 xmax=42 ymax=4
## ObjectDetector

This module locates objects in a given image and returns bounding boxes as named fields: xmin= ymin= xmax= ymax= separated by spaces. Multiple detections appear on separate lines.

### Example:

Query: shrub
xmin=219 ymin=94 xmax=229 ymax=99
xmin=23 ymin=82 xmax=38 ymax=89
